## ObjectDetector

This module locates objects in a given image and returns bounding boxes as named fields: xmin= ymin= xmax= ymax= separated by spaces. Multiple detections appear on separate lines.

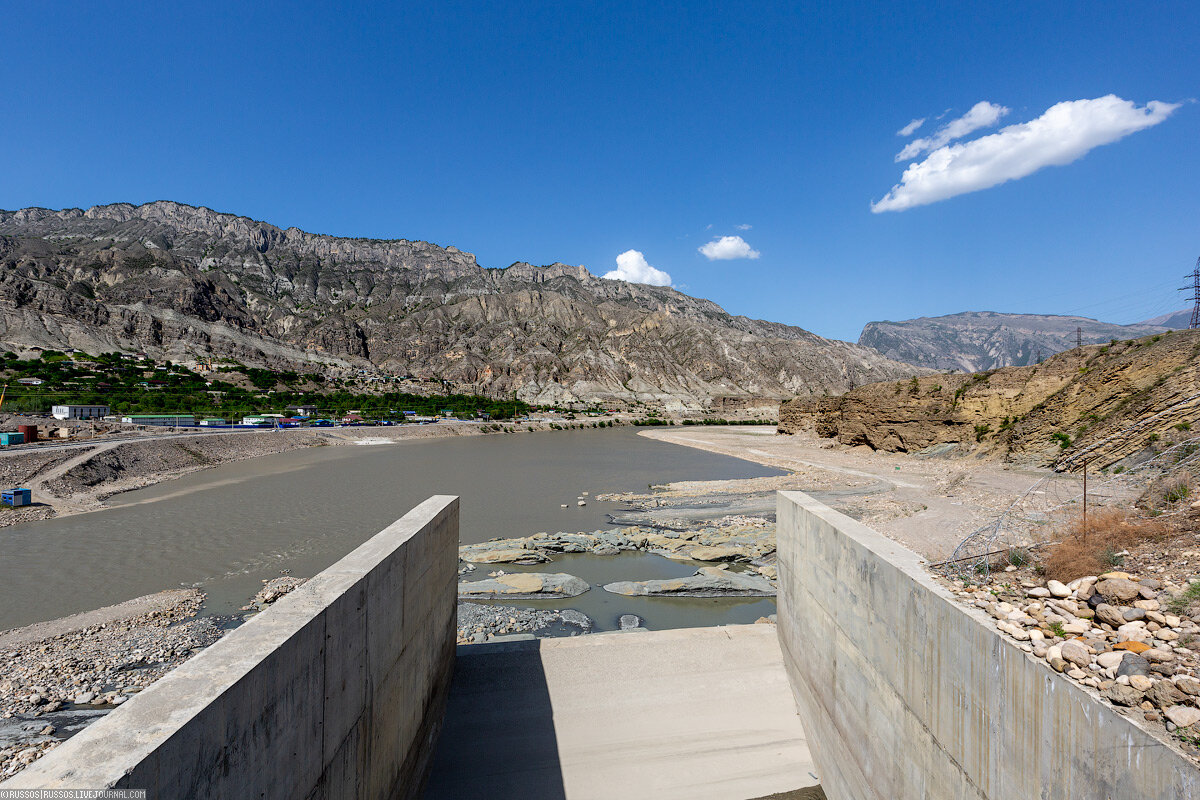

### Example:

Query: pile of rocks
xmin=456 ymin=603 xmax=592 ymax=645
xmin=947 ymin=570 xmax=1200 ymax=754
xmin=243 ymin=575 xmax=307 ymax=610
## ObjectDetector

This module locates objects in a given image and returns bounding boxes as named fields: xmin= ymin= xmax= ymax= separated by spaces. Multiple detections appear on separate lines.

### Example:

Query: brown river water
xmin=0 ymin=427 xmax=784 ymax=632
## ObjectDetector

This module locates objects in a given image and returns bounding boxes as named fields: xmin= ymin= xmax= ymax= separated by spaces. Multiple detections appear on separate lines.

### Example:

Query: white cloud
xmin=602 ymin=249 xmax=672 ymax=286
xmin=698 ymin=235 xmax=761 ymax=261
xmin=735 ymin=223 xmax=752 ymax=230
xmin=897 ymin=118 xmax=926 ymax=137
xmin=896 ymin=101 xmax=1009 ymax=162
xmin=872 ymin=95 xmax=1180 ymax=213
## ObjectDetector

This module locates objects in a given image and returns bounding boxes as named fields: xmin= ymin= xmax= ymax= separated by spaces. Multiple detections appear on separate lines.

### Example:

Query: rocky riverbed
xmin=457 ymin=515 xmax=781 ymax=598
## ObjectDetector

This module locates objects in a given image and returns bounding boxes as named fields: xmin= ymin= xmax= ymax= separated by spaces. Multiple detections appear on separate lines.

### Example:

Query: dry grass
xmin=1137 ymin=469 xmax=1197 ymax=512
xmin=1042 ymin=508 xmax=1170 ymax=583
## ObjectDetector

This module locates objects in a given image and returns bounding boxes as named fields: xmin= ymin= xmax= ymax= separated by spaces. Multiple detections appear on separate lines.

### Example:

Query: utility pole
xmin=1081 ymin=458 xmax=1088 ymax=539
xmin=1076 ymin=327 xmax=1083 ymax=349
xmin=1181 ymin=257 xmax=1200 ymax=330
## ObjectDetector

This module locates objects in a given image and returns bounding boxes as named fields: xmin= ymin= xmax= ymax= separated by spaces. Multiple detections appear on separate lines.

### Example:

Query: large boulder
xmin=458 ymin=572 xmax=589 ymax=599
xmin=1116 ymin=654 xmax=1151 ymax=678
xmin=1096 ymin=578 xmax=1143 ymax=603
xmin=603 ymin=566 xmax=776 ymax=598
xmin=685 ymin=545 xmax=748 ymax=562
xmin=458 ymin=546 xmax=550 ymax=565
xmin=1093 ymin=603 xmax=1126 ymax=628
xmin=1103 ymin=684 xmax=1144 ymax=707
xmin=1060 ymin=640 xmax=1091 ymax=668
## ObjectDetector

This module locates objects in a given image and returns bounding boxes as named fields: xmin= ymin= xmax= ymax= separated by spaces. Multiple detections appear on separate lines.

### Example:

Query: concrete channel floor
xmin=423 ymin=624 xmax=818 ymax=800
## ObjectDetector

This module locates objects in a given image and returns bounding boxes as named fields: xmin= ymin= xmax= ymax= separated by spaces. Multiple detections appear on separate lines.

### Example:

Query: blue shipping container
xmin=2 ymin=488 xmax=31 ymax=507
xmin=0 ymin=432 xmax=25 ymax=446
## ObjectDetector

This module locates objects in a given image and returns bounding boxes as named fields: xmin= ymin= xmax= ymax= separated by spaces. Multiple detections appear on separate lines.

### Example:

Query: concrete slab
xmin=424 ymin=624 xmax=817 ymax=800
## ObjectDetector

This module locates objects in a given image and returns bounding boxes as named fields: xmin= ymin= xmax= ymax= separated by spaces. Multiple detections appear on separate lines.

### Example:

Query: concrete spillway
xmin=424 ymin=626 xmax=817 ymax=799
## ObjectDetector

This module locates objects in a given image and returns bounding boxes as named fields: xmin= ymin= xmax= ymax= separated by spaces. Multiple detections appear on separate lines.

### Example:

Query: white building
xmin=242 ymin=413 xmax=285 ymax=426
xmin=52 ymin=404 xmax=109 ymax=420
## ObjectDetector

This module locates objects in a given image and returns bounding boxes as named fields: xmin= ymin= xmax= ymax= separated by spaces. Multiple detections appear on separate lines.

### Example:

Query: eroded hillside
xmin=0 ymin=202 xmax=922 ymax=411
xmin=780 ymin=330 xmax=1200 ymax=469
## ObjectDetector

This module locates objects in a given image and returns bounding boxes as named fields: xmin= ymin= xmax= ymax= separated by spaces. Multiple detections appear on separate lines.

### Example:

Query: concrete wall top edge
xmin=777 ymin=490 xmax=954 ymax=601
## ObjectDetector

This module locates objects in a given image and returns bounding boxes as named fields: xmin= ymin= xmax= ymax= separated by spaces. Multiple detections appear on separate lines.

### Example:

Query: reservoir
xmin=0 ymin=427 xmax=784 ymax=632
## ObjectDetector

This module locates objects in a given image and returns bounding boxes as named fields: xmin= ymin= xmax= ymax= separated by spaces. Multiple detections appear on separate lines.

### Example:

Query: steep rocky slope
xmin=859 ymin=311 xmax=1169 ymax=372
xmin=780 ymin=330 xmax=1200 ymax=469
xmin=0 ymin=201 xmax=921 ymax=410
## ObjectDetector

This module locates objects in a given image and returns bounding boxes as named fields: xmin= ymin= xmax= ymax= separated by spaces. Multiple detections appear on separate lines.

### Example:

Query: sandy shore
xmin=636 ymin=426 xmax=1055 ymax=560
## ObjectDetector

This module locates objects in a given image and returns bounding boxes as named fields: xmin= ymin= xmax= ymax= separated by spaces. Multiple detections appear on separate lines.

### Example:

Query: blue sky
xmin=2 ymin=2 xmax=1197 ymax=341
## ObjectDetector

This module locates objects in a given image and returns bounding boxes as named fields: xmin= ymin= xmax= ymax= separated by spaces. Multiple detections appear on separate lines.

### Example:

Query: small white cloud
xmin=872 ymin=95 xmax=1179 ymax=213
xmin=698 ymin=235 xmax=761 ymax=261
xmin=897 ymin=118 xmax=926 ymax=137
xmin=704 ymin=223 xmax=713 ymax=230
xmin=735 ymin=223 xmax=752 ymax=230
xmin=896 ymin=101 xmax=1009 ymax=162
xmin=602 ymin=249 xmax=672 ymax=286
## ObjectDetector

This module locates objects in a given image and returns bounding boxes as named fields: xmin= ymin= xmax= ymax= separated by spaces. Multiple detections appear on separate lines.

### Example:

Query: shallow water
xmin=0 ymin=427 xmax=784 ymax=632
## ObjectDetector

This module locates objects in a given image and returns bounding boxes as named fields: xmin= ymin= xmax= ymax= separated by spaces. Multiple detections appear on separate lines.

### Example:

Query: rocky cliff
xmin=780 ymin=330 xmax=1200 ymax=469
xmin=0 ymin=201 xmax=921 ymax=410
xmin=859 ymin=311 xmax=1169 ymax=372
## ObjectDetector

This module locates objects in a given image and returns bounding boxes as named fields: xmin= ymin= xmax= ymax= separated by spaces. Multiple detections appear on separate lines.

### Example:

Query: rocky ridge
xmin=860 ymin=311 xmax=1169 ymax=372
xmin=0 ymin=201 xmax=922 ymax=410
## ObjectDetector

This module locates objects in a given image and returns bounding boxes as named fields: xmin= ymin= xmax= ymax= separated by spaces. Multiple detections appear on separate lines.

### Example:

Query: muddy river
xmin=0 ymin=427 xmax=784 ymax=632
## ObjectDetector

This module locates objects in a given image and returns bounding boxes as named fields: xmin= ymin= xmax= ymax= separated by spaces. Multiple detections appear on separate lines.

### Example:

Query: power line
xmin=1181 ymin=256 xmax=1200 ymax=331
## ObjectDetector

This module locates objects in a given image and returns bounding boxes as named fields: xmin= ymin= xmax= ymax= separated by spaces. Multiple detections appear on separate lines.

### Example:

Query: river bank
xmin=634 ymin=426 xmax=1055 ymax=559
xmin=0 ymin=589 xmax=222 ymax=779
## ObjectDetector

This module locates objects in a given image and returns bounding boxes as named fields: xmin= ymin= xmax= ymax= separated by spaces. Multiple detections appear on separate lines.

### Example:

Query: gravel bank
xmin=0 ymin=589 xmax=221 ymax=779
xmin=0 ymin=576 xmax=311 ymax=781
xmin=456 ymin=601 xmax=592 ymax=644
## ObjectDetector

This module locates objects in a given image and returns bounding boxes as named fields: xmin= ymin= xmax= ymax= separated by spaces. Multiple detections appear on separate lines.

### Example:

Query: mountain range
xmin=858 ymin=311 xmax=1185 ymax=373
xmin=0 ymin=201 xmax=922 ymax=411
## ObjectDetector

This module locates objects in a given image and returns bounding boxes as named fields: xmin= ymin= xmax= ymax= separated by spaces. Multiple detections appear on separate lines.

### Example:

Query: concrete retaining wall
xmin=776 ymin=490 xmax=1200 ymax=800
xmin=4 ymin=495 xmax=460 ymax=799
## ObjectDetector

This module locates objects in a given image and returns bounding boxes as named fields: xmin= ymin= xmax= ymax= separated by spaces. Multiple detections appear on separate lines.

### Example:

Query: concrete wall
xmin=4 ymin=494 xmax=460 ymax=800
xmin=776 ymin=490 xmax=1200 ymax=800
